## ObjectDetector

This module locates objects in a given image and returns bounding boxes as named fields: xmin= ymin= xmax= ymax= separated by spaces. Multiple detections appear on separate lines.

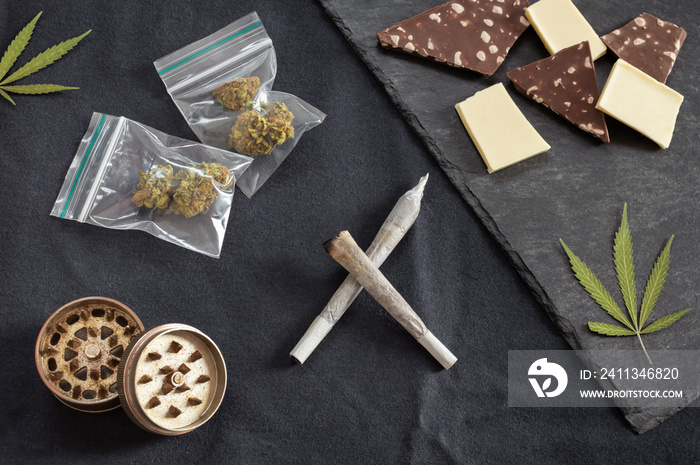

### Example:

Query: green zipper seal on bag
xmin=158 ymin=21 xmax=263 ymax=75
xmin=60 ymin=113 xmax=106 ymax=218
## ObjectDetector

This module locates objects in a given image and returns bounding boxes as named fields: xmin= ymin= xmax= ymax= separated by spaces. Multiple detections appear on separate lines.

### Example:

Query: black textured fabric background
xmin=0 ymin=1 xmax=697 ymax=464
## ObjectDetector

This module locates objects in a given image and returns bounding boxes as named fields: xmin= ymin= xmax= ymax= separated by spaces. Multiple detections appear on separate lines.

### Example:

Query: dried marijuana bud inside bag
xmin=173 ymin=162 xmax=231 ymax=217
xmin=228 ymin=101 xmax=294 ymax=156
xmin=51 ymin=112 xmax=252 ymax=258
xmin=154 ymin=11 xmax=325 ymax=198
xmin=213 ymin=77 xmax=261 ymax=111
xmin=132 ymin=164 xmax=176 ymax=211
xmin=133 ymin=162 xmax=232 ymax=218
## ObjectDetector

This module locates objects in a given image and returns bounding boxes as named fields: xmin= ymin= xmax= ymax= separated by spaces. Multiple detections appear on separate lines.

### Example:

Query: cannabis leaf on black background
xmin=0 ymin=12 xmax=90 ymax=105
xmin=560 ymin=204 xmax=691 ymax=365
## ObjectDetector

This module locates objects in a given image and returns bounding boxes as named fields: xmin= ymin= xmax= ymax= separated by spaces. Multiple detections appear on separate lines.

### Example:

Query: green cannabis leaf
xmin=0 ymin=11 xmax=90 ymax=105
xmin=560 ymin=203 xmax=691 ymax=365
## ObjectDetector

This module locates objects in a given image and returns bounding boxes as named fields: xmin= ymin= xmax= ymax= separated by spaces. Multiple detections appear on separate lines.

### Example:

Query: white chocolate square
xmin=526 ymin=0 xmax=607 ymax=60
xmin=596 ymin=59 xmax=683 ymax=149
xmin=455 ymin=83 xmax=550 ymax=173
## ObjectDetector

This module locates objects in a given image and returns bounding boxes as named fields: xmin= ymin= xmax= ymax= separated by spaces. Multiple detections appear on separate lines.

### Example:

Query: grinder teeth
xmin=119 ymin=326 xmax=226 ymax=435
xmin=159 ymin=366 xmax=174 ymax=375
xmin=41 ymin=313 xmax=226 ymax=434
xmin=168 ymin=341 xmax=183 ymax=353
xmin=138 ymin=343 xmax=210 ymax=410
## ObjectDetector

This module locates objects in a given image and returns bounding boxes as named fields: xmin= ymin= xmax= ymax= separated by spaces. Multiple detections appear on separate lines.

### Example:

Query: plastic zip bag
xmin=51 ymin=112 xmax=252 ymax=258
xmin=154 ymin=11 xmax=325 ymax=198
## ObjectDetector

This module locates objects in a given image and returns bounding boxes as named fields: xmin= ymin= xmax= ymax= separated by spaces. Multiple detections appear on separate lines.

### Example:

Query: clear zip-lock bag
xmin=154 ymin=11 xmax=325 ymax=198
xmin=51 ymin=112 xmax=252 ymax=258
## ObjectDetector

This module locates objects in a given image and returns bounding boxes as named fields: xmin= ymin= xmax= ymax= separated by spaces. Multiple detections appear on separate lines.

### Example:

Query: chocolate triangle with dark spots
xmin=507 ymin=41 xmax=610 ymax=143
xmin=377 ymin=0 xmax=531 ymax=76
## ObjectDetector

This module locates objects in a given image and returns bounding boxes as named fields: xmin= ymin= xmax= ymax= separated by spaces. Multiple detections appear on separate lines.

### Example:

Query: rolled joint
xmin=325 ymin=230 xmax=457 ymax=370
xmin=417 ymin=331 xmax=458 ymax=370
xmin=290 ymin=316 xmax=335 ymax=364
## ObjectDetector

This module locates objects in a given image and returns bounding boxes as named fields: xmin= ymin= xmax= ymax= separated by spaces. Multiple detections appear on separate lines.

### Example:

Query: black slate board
xmin=318 ymin=0 xmax=700 ymax=433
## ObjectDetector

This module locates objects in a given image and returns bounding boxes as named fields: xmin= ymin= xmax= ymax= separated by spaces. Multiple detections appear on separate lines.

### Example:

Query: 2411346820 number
xmin=599 ymin=367 xmax=679 ymax=380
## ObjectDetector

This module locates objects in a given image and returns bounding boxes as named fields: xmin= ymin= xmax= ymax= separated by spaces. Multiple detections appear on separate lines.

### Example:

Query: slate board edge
xmin=318 ymin=0 xmax=672 ymax=435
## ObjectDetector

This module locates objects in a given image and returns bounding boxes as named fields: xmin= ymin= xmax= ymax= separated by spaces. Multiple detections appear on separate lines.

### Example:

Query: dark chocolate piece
xmin=601 ymin=13 xmax=686 ymax=84
xmin=507 ymin=41 xmax=609 ymax=143
xmin=377 ymin=0 xmax=530 ymax=76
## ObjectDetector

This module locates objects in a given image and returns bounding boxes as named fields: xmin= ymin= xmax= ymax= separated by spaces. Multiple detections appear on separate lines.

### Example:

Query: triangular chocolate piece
xmin=601 ymin=13 xmax=686 ymax=84
xmin=377 ymin=0 xmax=531 ymax=76
xmin=507 ymin=41 xmax=609 ymax=142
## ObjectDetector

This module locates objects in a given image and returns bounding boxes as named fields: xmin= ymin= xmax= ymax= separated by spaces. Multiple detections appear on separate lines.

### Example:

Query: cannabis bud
xmin=132 ymin=162 xmax=232 ymax=218
xmin=170 ymin=162 xmax=232 ymax=218
xmin=132 ymin=165 xmax=177 ymax=210
xmin=228 ymin=101 xmax=295 ymax=156
xmin=213 ymin=76 xmax=261 ymax=111
xmin=199 ymin=161 xmax=232 ymax=186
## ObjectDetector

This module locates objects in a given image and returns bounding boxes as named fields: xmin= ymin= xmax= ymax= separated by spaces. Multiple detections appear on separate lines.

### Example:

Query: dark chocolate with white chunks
xmin=507 ymin=41 xmax=609 ymax=143
xmin=377 ymin=0 xmax=530 ymax=76
xmin=601 ymin=12 xmax=686 ymax=84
